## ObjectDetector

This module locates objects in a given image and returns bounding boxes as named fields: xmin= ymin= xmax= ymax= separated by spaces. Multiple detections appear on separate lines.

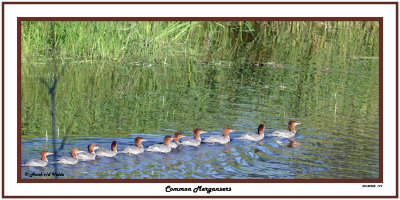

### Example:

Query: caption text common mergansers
xmin=165 ymin=185 xmax=232 ymax=194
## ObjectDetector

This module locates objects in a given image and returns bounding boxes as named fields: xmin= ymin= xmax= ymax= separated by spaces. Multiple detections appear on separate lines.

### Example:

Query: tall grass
xmin=22 ymin=21 xmax=378 ymax=64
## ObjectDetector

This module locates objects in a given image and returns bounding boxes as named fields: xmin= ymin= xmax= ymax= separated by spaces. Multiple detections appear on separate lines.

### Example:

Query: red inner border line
xmin=15 ymin=16 xmax=384 ymax=185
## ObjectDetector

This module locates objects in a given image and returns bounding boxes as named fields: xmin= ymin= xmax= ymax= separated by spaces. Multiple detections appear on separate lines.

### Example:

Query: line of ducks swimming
xmin=23 ymin=121 xmax=301 ymax=167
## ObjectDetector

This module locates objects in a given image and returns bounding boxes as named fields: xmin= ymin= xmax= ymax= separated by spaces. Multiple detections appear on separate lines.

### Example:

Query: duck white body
xmin=204 ymin=128 xmax=235 ymax=144
xmin=56 ymin=148 xmax=82 ymax=165
xmin=203 ymin=135 xmax=230 ymax=144
xmin=23 ymin=151 xmax=53 ymax=167
xmin=57 ymin=156 xmax=79 ymax=165
xmin=120 ymin=137 xmax=146 ymax=155
xmin=237 ymin=124 xmax=265 ymax=141
xmin=120 ymin=146 xmax=144 ymax=154
xmin=96 ymin=141 xmax=118 ymax=157
xmin=180 ymin=128 xmax=207 ymax=146
xmin=147 ymin=144 xmax=172 ymax=153
xmin=77 ymin=144 xmax=100 ymax=161
xmin=180 ymin=139 xmax=201 ymax=146
xmin=267 ymin=121 xmax=300 ymax=139
xmin=268 ymin=130 xmax=295 ymax=138
xmin=147 ymin=136 xmax=174 ymax=153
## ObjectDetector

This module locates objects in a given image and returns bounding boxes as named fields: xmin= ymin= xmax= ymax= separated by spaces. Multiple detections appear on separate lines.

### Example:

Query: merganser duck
xmin=23 ymin=151 xmax=53 ymax=167
xmin=203 ymin=128 xmax=236 ymax=144
xmin=146 ymin=136 xmax=174 ymax=153
xmin=56 ymin=148 xmax=83 ymax=165
xmin=236 ymin=124 xmax=265 ymax=141
xmin=119 ymin=137 xmax=147 ymax=154
xmin=96 ymin=141 xmax=118 ymax=157
xmin=180 ymin=128 xmax=207 ymax=146
xmin=77 ymin=144 xmax=100 ymax=161
xmin=169 ymin=133 xmax=186 ymax=148
xmin=267 ymin=121 xmax=301 ymax=138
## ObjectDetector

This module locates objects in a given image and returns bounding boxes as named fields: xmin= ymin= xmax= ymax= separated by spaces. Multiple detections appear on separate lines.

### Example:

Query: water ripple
xmin=22 ymin=130 xmax=378 ymax=179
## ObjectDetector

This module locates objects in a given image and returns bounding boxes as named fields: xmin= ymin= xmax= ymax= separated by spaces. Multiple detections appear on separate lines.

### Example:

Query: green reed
xmin=22 ymin=21 xmax=378 ymax=63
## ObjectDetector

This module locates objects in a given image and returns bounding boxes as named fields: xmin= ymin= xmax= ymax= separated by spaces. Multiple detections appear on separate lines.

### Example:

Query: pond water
xmin=21 ymin=58 xmax=379 ymax=179
xmin=22 ymin=127 xmax=377 ymax=179
xmin=21 ymin=21 xmax=379 ymax=179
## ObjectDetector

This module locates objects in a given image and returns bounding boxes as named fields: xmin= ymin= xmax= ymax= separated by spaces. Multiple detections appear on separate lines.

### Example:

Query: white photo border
xmin=3 ymin=2 xmax=396 ymax=197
